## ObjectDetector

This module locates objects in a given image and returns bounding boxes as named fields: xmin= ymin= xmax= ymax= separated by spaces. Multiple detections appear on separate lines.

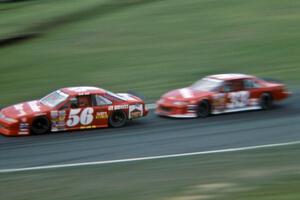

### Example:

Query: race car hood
xmin=1 ymin=100 xmax=51 ymax=119
xmin=117 ymin=93 xmax=144 ymax=104
xmin=162 ymin=87 xmax=213 ymax=102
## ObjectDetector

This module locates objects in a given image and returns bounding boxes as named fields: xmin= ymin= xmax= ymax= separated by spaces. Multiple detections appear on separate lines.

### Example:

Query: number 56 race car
xmin=0 ymin=87 xmax=148 ymax=136
xmin=156 ymin=74 xmax=291 ymax=118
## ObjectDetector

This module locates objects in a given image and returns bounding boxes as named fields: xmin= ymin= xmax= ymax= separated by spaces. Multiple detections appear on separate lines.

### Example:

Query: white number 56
xmin=67 ymin=108 xmax=94 ymax=127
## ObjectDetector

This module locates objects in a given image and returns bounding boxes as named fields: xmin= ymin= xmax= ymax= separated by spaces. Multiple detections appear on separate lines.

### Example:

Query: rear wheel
xmin=31 ymin=116 xmax=51 ymax=135
xmin=109 ymin=110 xmax=127 ymax=128
xmin=260 ymin=93 xmax=273 ymax=110
xmin=197 ymin=100 xmax=211 ymax=118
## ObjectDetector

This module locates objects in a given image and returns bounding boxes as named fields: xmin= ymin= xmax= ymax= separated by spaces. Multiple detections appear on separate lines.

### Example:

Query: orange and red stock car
xmin=0 ymin=87 xmax=148 ymax=136
xmin=156 ymin=74 xmax=291 ymax=118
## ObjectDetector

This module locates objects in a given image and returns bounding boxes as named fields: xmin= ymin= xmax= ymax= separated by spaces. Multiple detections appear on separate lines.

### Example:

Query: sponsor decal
xmin=19 ymin=123 xmax=29 ymax=135
xmin=114 ymin=105 xmax=129 ymax=110
xmin=108 ymin=106 xmax=114 ymax=111
xmin=18 ymin=131 xmax=29 ymax=135
xmin=51 ymin=110 xmax=67 ymax=131
xmin=67 ymin=108 xmax=94 ymax=127
xmin=212 ymin=93 xmax=226 ymax=112
xmin=96 ymin=112 xmax=108 ymax=119
xmin=249 ymin=98 xmax=259 ymax=106
xmin=129 ymin=104 xmax=143 ymax=119
xmin=108 ymin=105 xmax=129 ymax=111
xmin=80 ymin=125 xmax=96 ymax=129
xmin=28 ymin=101 xmax=41 ymax=112
xmin=227 ymin=91 xmax=250 ymax=109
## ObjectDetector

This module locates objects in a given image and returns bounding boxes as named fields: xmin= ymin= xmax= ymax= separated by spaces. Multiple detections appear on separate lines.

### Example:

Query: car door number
xmin=227 ymin=91 xmax=249 ymax=109
xmin=67 ymin=108 xmax=94 ymax=127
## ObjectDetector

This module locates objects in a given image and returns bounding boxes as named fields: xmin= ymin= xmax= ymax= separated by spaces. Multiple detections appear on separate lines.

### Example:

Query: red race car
xmin=156 ymin=74 xmax=291 ymax=118
xmin=0 ymin=87 xmax=148 ymax=136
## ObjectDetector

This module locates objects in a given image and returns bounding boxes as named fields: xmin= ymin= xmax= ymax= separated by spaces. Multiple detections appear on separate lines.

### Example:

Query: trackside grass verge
xmin=1 ymin=0 xmax=300 ymax=106
xmin=1 ymin=144 xmax=300 ymax=200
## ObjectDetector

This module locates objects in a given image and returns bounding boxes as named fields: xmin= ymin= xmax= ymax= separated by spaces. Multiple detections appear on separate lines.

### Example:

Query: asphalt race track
xmin=0 ymin=92 xmax=299 ymax=170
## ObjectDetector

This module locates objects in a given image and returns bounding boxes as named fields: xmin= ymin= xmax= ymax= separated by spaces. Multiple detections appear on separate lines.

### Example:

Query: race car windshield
xmin=40 ymin=90 xmax=69 ymax=107
xmin=191 ymin=78 xmax=223 ymax=91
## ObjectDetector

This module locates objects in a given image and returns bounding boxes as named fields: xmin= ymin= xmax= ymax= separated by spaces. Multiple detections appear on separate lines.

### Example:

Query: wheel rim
xmin=198 ymin=103 xmax=209 ymax=117
xmin=112 ymin=114 xmax=124 ymax=123
xmin=110 ymin=112 xmax=126 ymax=127
xmin=262 ymin=95 xmax=272 ymax=109
xmin=32 ymin=118 xmax=49 ymax=134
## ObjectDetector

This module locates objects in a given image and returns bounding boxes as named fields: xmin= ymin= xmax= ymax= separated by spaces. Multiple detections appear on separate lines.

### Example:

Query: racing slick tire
xmin=260 ymin=93 xmax=273 ymax=110
xmin=197 ymin=100 xmax=211 ymax=118
xmin=31 ymin=116 xmax=51 ymax=135
xmin=109 ymin=110 xmax=127 ymax=128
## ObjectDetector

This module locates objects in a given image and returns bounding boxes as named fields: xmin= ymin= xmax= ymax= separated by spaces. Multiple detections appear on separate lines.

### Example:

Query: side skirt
xmin=212 ymin=106 xmax=262 ymax=115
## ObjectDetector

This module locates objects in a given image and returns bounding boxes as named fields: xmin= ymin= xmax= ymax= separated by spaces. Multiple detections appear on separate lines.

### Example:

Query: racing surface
xmin=0 ymin=92 xmax=299 ymax=170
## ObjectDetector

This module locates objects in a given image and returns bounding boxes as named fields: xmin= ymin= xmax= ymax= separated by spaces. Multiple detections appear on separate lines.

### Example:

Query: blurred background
xmin=1 ymin=0 xmax=300 ymax=200
xmin=0 ymin=0 xmax=299 ymax=106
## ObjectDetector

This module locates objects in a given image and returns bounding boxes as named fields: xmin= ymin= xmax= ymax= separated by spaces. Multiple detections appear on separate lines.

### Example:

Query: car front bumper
xmin=155 ymin=103 xmax=198 ymax=118
xmin=0 ymin=120 xmax=18 ymax=136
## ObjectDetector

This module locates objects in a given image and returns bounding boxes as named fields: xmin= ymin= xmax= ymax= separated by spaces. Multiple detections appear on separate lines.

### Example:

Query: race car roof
xmin=61 ymin=86 xmax=106 ymax=95
xmin=207 ymin=73 xmax=255 ymax=81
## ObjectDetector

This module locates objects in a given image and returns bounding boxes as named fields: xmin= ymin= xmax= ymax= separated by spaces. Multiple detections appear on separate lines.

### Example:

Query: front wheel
xmin=31 ymin=116 xmax=51 ymax=135
xmin=109 ymin=110 xmax=127 ymax=128
xmin=260 ymin=93 xmax=273 ymax=110
xmin=197 ymin=100 xmax=211 ymax=118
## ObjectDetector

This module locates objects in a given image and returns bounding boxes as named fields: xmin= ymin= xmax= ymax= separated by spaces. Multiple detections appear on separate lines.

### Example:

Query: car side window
xmin=222 ymin=82 xmax=232 ymax=93
xmin=58 ymin=96 xmax=92 ymax=110
xmin=77 ymin=95 xmax=92 ymax=107
xmin=93 ymin=95 xmax=112 ymax=106
xmin=59 ymin=98 xmax=78 ymax=110
xmin=243 ymin=79 xmax=261 ymax=89
xmin=222 ymin=80 xmax=243 ymax=92
xmin=59 ymin=101 xmax=71 ymax=110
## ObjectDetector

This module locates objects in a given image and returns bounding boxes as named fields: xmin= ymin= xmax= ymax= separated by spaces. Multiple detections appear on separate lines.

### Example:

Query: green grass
xmin=0 ymin=0 xmax=300 ymax=107
xmin=1 ymin=144 xmax=300 ymax=200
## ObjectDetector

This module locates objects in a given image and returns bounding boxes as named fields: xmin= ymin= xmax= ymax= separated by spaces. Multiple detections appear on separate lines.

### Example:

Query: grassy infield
xmin=1 ymin=144 xmax=300 ymax=200
xmin=1 ymin=0 xmax=300 ymax=199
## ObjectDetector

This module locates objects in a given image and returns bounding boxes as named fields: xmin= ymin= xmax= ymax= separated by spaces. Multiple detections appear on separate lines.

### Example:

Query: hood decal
xmin=13 ymin=101 xmax=41 ymax=116
xmin=14 ymin=104 xmax=26 ymax=116
xmin=179 ymin=88 xmax=193 ymax=99
xmin=28 ymin=101 xmax=41 ymax=112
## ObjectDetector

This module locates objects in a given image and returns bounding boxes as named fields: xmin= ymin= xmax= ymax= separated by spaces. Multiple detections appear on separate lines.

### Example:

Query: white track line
xmin=1 ymin=140 xmax=300 ymax=173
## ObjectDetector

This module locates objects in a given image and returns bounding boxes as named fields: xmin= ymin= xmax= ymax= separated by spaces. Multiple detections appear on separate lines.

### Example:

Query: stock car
xmin=0 ymin=87 xmax=148 ymax=136
xmin=156 ymin=74 xmax=291 ymax=118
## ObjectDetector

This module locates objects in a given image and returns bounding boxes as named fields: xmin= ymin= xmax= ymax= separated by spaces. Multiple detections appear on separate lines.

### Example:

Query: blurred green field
xmin=1 ymin=143 xmax=300 ymax=200
xmin=0 ymin=0 xmax=299 ymax=107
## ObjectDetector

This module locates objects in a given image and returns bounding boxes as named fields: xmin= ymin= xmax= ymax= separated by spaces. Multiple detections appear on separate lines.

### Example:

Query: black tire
xmin=260 ymin=93 xmax=273 ymax=110
xmin=31 ymin=116 xmax=51 ymax=135
xmin=109 ymin=110 xmax=127 ymax=128
xmin=197 ymin=100 xmax=211 ymax=118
